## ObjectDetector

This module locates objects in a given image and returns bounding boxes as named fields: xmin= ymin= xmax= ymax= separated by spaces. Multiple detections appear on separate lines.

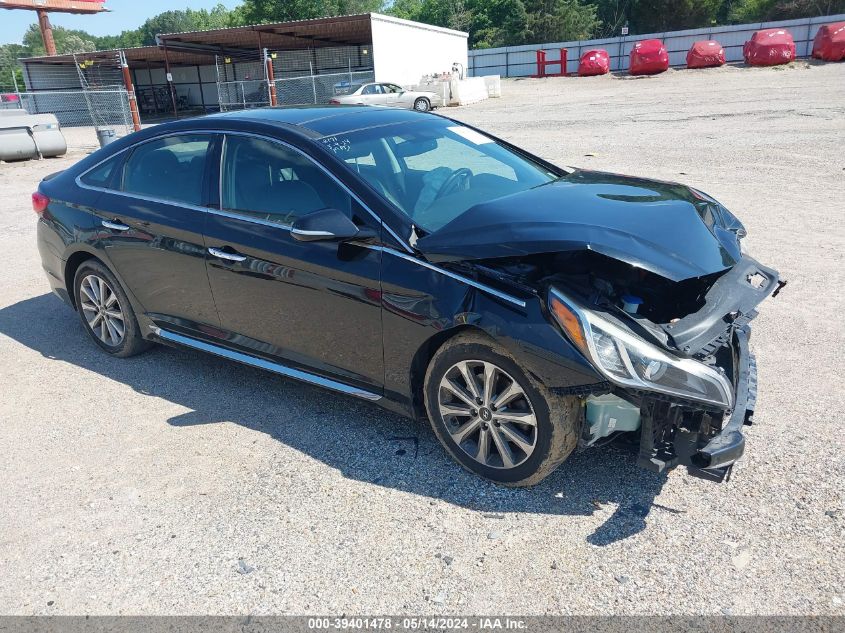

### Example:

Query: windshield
xmin=319 ymin=119 xmax=558 ymax=233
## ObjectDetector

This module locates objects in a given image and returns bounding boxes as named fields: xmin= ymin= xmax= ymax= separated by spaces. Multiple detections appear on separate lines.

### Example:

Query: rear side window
xmin=80 ymin=153 xmax=122 ymax=188
xmin=122 ymin=134 xmax=212 ymax=206
xmin=220 ymin=135 xmax=350 ymax=227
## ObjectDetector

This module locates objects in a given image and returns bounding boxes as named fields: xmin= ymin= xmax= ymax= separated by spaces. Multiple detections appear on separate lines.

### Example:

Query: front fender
xmin=379 ymin=249 xmax=603 ymax=415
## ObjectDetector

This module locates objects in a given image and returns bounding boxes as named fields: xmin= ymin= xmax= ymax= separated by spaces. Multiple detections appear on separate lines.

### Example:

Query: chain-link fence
xmin=275 ymin=70 xmax=375 ymax=106
xmin=3 ymin=52 xmax=133 ymax=132
xmin=14 ymin=89 xmax=132 ymax=131
xmin=215 ymin=45 xmax=375 ymax=112
xmin=216 ymin=54 xmax=269 ymax=112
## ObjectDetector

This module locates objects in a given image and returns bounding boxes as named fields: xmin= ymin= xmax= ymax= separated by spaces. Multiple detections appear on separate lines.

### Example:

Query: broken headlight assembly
xmin=548 ymin=288 xmax=734 ymax=408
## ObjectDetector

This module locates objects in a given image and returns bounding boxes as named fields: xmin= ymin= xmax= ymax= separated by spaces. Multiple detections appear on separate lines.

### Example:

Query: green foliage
xmin=134 ymin=4 xmax=237 ymax=44
xmin=630 ymin=0 xmax=722 ymax=33
xmin=237 ymin=0 xmax=385 ymax=25
xmin=22 ymin=24 xmax=96 ymax=55
xmin=0 ymin=43 xmax=27 ymax=91
xmin=385 ymin=0 xmax=593 ymax=47
xmin=591 ymin=0 xmax=632 ymax=37
xmin=523 ymin=0 xmax=600 ymax=43
xmin=729 ymin=0 xmax=845 ymax=21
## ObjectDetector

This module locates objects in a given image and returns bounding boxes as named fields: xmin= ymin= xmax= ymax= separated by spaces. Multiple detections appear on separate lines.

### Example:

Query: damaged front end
xmin=416 ymin=171 xmax=785 ymax=480
xmin=544 ymin=252 xmax=783 ymax=480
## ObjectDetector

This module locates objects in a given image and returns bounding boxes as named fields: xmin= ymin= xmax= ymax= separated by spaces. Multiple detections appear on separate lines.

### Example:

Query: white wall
xmin=370 ymin=13 xmax=468 ymax=87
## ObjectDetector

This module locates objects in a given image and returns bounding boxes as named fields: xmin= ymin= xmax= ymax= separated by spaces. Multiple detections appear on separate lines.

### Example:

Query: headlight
xmin=549 ymin=288 xmax=733 ymax=408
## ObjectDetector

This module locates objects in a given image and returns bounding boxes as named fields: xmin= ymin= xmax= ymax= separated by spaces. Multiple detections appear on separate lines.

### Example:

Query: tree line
xmin=1 ymin=0 xmax=844 ymax=87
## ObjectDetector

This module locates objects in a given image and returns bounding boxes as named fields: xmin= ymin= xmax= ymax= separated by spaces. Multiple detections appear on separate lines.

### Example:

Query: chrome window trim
xmin=373 ymin=246 xmax=527 ymax=309
xmin=206 ymin=207 xmax=294 ymax=230
xmin=75 ymin=181 xmax=213 ymax=215
xmin=151 ymin=326 xmax=382 ymax=402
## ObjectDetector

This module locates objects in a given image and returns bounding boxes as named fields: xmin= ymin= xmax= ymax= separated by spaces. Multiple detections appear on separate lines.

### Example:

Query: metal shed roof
xmin=20 ymin=46 xmax=219 ymax=68
xmin=156 ymin=13 xmax=374 ymax=54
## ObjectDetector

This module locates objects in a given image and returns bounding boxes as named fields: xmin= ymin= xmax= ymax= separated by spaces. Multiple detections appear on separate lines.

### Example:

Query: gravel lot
xmin=1 ymin=61 xmax=843 ymax=616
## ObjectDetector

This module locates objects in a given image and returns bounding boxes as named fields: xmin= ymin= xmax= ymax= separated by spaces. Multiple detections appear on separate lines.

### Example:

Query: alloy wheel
xmin=79 ymin=274 xmax=126 ymax=347
xmin=414 ymin=99 xmax=430 ymax=112
xmin=438 ymin=360 xmax=538 ymax=469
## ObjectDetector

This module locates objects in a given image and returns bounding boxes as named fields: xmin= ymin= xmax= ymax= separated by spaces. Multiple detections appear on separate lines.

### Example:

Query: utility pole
xmin=37 ymin=10 xmax=56 ymax=56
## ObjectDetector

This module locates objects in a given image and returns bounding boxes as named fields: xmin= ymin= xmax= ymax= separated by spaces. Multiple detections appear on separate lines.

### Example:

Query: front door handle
xmin=208 ymin=247 xmax=247 ymax=262
xmin=102 ymin=219 xmax=130 ymax=231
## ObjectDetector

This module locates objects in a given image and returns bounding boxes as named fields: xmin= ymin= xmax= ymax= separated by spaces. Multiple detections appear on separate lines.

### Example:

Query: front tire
xmin=413 ymin=97 xmax=431 ymax=112
xmin=73 ymin=260 xmax=151 ymax=358
xmin=424 ymin=333 xmax=580 ymax=486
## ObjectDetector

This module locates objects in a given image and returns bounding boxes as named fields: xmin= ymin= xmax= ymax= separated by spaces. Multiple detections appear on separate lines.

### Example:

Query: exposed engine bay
xmin=467 ymin=249 xmax=782 ymax=360
xmin=447 ymin=248 xmax=784 ymax=480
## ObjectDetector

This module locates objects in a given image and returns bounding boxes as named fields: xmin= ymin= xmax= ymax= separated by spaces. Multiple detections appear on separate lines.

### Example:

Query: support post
xmin=162 ymin=40 xmax=178 ymax=119
xmin=37 ymin=10 xmax=57 ymax=56
xmin=12 ymin=61 xmax=20 ymax=96
xmin=146 ymin=60 xmax=159 ymax=114
xmin=264 ymin=48 xmax=277 ymax=107
xmin=120 ymin=52 xmax=142 ymax=131
xmin=536 ymin=50 xmax=547 ymax=77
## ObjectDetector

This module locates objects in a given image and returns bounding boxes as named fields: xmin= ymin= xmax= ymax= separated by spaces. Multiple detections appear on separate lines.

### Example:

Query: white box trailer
xmin=370 ymin=13 xmax=469 ymax=88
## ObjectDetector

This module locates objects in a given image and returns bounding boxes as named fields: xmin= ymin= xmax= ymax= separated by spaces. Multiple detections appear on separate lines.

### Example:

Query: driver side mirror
xmin=290 ymin=207 xmax=377 ymax=243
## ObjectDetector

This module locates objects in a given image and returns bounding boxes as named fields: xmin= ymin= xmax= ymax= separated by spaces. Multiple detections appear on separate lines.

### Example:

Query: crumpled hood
xmin=416 ymin=170 xmax=744 ymax=282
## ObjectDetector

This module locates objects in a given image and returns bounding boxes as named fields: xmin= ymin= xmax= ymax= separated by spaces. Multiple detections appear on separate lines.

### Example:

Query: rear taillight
xmin=32 ymin=192 xmax=50 ymax=216
xmin=329 ymin=99 xmax=340 ymax=105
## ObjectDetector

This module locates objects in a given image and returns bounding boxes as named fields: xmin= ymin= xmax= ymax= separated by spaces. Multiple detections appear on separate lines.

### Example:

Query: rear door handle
xmin=102 ymin=219 xmax=130 ymax=231
xmin=208 ymin=247 xmax=247 ymax=262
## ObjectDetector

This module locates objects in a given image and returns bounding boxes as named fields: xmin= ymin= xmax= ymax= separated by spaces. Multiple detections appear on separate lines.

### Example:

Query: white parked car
xmin=329 ymin=82 xmax=442 ymax=112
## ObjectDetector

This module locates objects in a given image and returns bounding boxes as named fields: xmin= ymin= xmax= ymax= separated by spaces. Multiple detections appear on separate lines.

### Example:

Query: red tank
xmin=812 ymin=22 xmax=845 ymax=61
xmin=578 ymin=49 xmax=610 ymax=76
xmin=629 ymin=39 xmax=669 ymax=75
xmin=687 ymin=40 xmax=726 ymax=69
xmin=743 ymin=29 xmax=796 ymax=66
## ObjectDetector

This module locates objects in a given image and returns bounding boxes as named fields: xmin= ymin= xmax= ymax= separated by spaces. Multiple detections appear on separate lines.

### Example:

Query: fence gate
xmin=73 ymin=52 xmax=132 ymax=133
xmin=215 ymin=52 xmax=269 ymax=112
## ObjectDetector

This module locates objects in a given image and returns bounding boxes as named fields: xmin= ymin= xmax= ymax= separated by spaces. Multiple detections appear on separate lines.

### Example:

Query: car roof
xmin=207 ymin=105 xmax=434 ymax=138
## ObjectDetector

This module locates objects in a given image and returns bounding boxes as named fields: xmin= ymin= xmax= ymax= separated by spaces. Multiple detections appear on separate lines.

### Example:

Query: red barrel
xmin=743 ymin=29 xmax=796 ymax=66
xmin=629 ymin=39 xmax=669 ymax=75
xmin=812 ymin=22 xmax=845 ymax=61
xmin=578 ymin=49 xmax=610 ymax=76
xmin=687 ymin=40 xmax=726 ymax=68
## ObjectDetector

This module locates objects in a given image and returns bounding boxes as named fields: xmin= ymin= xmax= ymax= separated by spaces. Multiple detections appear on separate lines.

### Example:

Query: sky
xmin=0 ymin=0 xmax=241 ymax=45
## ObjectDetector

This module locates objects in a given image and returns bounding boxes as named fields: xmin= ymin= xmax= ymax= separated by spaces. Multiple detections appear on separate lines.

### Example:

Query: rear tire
xmin=413 ymin=97 xmax=431 ymax=112
xmin=73 ymin=260 xmax=151 ymax=358
xmin=424 ymin=332 xmax=580 ymax=486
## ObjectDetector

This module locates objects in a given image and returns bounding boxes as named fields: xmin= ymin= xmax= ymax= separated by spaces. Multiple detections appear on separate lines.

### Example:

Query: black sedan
xmin=34 ymin=107 xmax=782 ymax=485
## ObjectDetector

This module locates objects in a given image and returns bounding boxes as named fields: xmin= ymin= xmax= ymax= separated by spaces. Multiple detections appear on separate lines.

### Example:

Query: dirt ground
xmin=0 ymin=61 xmax=843 ymax=616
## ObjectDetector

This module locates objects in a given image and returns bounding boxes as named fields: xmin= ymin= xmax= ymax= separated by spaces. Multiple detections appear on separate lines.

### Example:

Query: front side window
xmin=221 ymin=135 xmax=350 ymax=226
xmin=122 ymin=134 xmax=212 ymax=206
xmin=320 ymin=120 xmax=558 ymax=232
